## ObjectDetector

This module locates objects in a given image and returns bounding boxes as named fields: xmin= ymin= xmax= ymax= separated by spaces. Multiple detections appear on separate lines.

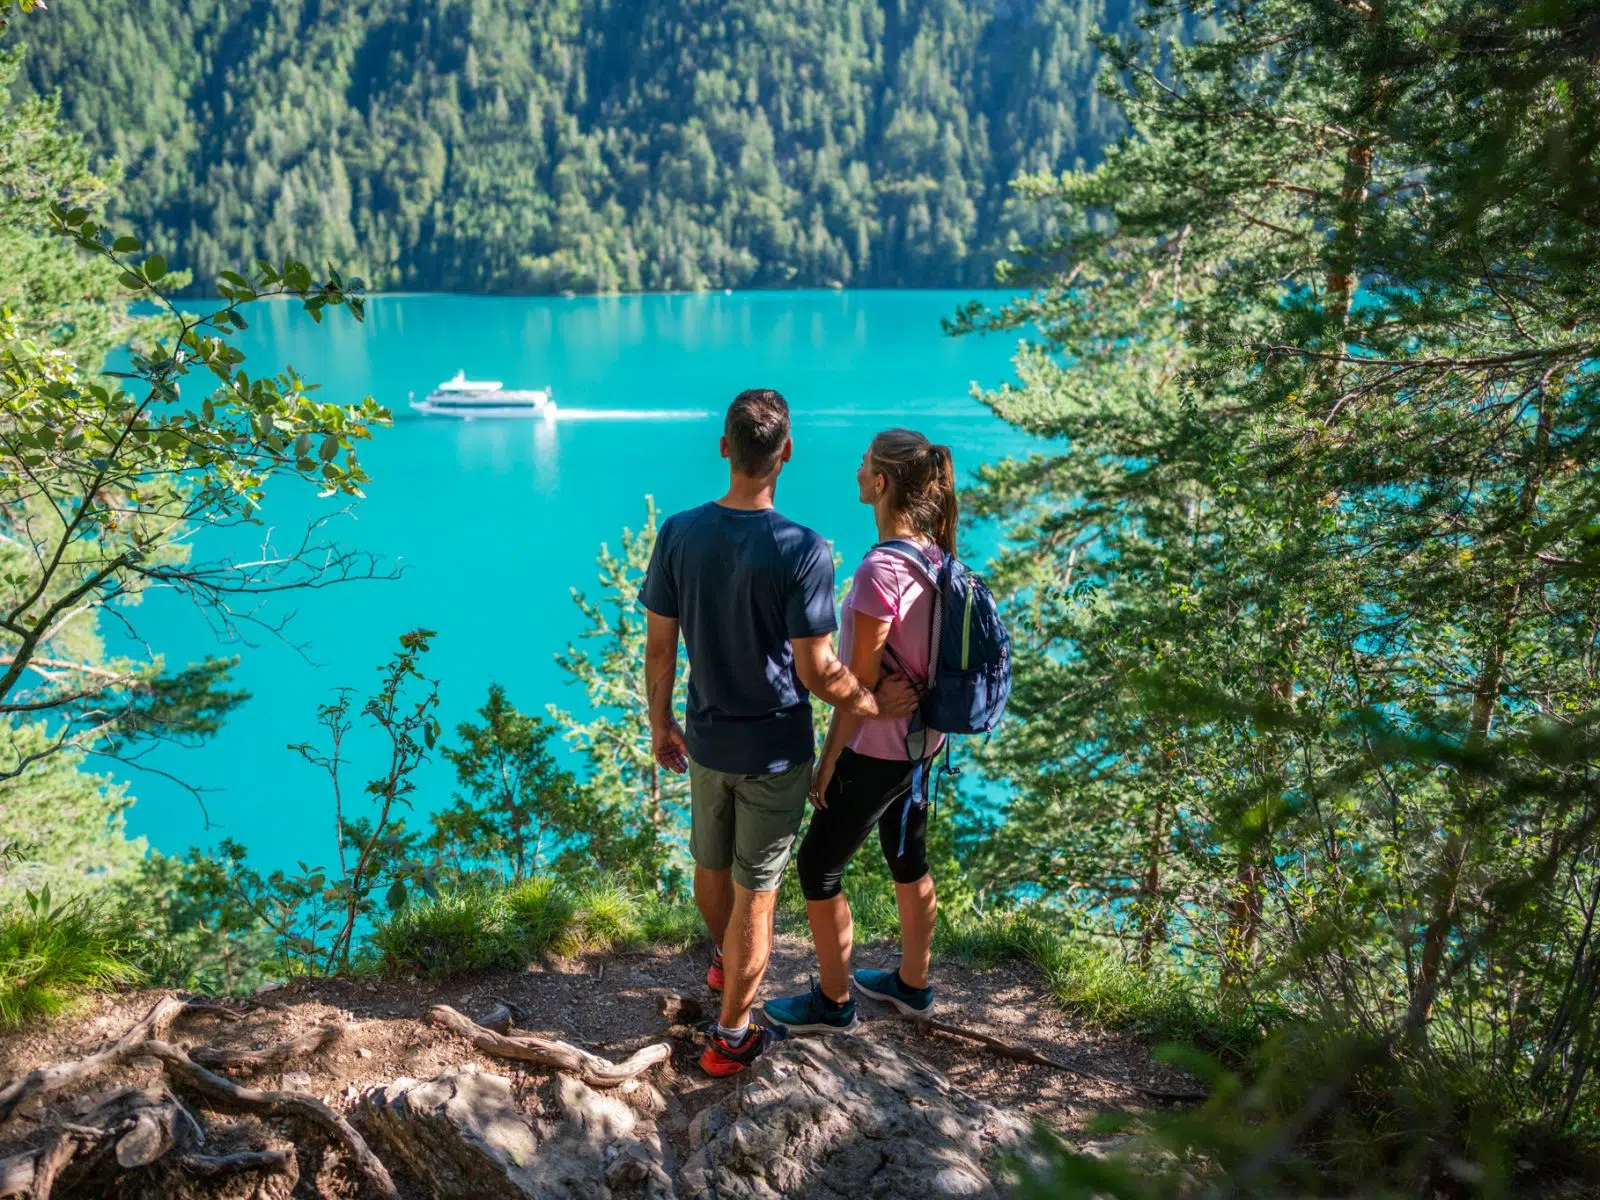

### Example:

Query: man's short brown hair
xmin=724 ymin=389 xmax=790 ymax=476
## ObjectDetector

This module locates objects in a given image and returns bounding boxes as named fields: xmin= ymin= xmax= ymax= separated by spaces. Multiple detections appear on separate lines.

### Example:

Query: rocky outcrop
xmin=359 ymin=1065 xmax=674 ymax=1199
xmin=679 ymin=1034 xmax=1030 ymax=1199
xmin=357 ymin=1036 xmax=1030 ymax=1200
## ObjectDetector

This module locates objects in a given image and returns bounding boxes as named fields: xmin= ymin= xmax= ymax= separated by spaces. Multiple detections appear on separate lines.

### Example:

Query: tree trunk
xmin=1410 ymin=388 xmax=1552 ymax=1026
xmin=1136 ymin=795 xmax=1169 ymax=969
xmin=1325 ymin=0 xmax=1383 ymax=338
xmin=1411 ymin=578 xmax=1523 ymax=1024
xmin=1222 ymin=666 xmax=1295 ymax=992
xmin=1325 ymin=140 xmax=1374 ymax=334
xmin=1222 ymin=855 xmax=1266 ymax=989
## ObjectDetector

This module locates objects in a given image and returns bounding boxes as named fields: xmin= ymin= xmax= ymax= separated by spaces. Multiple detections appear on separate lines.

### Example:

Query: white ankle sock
xmin=715 ymin=1019 xmax=750 ymax=1043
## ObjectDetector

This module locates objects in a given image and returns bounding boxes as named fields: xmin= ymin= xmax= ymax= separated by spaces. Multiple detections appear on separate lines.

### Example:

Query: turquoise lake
xmin=114 ymin=290 xmax=1036 ymax=874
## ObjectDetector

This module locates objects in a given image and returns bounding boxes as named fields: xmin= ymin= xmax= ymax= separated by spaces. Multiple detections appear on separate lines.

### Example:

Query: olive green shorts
xmin=687 ymin=757 xmax=812 ymax=892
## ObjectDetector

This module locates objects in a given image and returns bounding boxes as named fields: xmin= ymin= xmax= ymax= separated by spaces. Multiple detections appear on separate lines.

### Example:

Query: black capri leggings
xmin=796 ymin=748 xmax=930 ymax=901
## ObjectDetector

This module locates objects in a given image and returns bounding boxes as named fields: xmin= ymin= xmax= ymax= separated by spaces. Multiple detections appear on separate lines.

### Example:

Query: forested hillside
xmin=21 ymin=0 xmax=1130 ymax=294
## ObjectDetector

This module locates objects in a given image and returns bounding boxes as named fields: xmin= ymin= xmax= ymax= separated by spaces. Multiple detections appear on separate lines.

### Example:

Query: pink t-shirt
xmin=839 ymin=543 xmax=946 ymax=761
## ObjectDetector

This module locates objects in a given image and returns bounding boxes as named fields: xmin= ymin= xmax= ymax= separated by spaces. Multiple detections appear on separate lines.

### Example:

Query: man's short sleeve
xmin=787 ymin=533 xmax=839 ymax=639
xmin=637 ymin=519 xmax=678 ymax=618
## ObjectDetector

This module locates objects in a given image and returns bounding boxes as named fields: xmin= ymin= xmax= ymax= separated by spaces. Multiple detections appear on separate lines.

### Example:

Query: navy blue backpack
xmin=877 ymin=538 xmax=1012 ymax=747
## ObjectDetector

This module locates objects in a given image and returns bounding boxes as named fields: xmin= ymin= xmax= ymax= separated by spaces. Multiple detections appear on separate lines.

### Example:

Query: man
xmin=640 ymin=388 xmax=915 ymax=1077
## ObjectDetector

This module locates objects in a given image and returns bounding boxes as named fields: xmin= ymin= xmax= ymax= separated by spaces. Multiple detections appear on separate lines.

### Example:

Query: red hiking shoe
xmin=705 ymin=945 xmax=725 ymax=993
xmin=699 ymin=1022 xmax=785 ymax=1078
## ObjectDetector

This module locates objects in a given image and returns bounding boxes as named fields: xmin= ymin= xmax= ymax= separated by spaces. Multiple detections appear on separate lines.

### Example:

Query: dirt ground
xmin=0 ymin=932 xmax=1200 ymax=1197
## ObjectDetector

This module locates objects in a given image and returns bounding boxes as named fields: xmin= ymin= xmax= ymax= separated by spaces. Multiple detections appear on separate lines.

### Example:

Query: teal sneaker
xmin=762 ymin=979 xmax=860 ymax=1034
xmin=854 ymin=968 xmax=934 ymax=1016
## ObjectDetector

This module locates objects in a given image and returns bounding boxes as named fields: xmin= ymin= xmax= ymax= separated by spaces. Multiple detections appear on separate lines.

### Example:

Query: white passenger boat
xmin=411 ymin=371 xmax=555 ymax=419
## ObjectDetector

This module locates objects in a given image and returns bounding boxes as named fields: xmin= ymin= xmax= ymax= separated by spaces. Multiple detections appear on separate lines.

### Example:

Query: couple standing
xmin=641 ymin=388 xmax=954 ymax=1077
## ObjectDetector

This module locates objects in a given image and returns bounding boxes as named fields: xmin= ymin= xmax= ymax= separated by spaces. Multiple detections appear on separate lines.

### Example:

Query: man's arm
xmin=792 ymin=632 xmax=917 ymax=719
xmin=645 ymin=610 xmax=688 ymax=773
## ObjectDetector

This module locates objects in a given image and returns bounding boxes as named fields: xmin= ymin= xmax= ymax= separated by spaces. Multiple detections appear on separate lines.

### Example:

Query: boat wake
xmin=553 ymin=407 xmax=712 ymax=421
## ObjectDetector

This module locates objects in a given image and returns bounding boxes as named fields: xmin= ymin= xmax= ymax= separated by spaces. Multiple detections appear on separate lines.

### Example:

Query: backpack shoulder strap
xmin=871 ymin=539 xmax=942 ymax=683
xmin=873 ymin=539 xmax=939 ymax=584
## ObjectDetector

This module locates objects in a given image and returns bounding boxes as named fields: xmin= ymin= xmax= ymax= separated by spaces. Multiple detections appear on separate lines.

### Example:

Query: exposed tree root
xmin=0 ymin=996 xmax=396 ymax=1199
xmin=428 ymin=1004 xmax=671 ymax=1087
xmin=135 ymin=1040 xmax=397 ymax=1198
xmin=0 ymin=1086 xmax=226 ymax=1199
xmin=178 ymin=1147 xmax=296 ymax=1176
xmin=0 ymin=997 xmax=189 ymax=1122
xmin=190 ymin=1024 xmax=343 ymax=1073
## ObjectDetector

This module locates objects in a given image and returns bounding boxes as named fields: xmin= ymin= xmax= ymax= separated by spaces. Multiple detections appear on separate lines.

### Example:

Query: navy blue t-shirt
xmin=638 ymin=502 xmax=837 ymax=775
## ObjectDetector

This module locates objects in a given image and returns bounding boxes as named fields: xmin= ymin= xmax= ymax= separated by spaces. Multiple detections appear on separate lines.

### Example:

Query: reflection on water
xmin=445 ymin=409 xmax=713 ymax=493
xmin=533 ymin=416 xmax=558 ymax=491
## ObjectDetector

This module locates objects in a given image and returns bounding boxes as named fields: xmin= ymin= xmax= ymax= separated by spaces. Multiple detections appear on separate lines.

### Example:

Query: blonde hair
xmin=869 ymin=428 xmax=958 ymax=555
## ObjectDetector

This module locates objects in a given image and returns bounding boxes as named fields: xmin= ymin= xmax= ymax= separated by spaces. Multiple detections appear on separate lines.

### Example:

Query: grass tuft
xmin=0 ymin=898 xmax=142 ymax=1028
xmin=636 ymin=892 xmax=705 ymax=950
xmin=368 ymin=887 xmax=516 ymax=979
xmin=373 ymin=875 xmax=701 ymax=977
xmin=779 ymin=871 xmax=1255 ymax=1050
xmin=935 ymin=906 xmax=1263 ymax=1057
xmin=557 ymin=883 xmax=642 ymax=955
xmin=503 ymin=876 xmax=576 ymax=952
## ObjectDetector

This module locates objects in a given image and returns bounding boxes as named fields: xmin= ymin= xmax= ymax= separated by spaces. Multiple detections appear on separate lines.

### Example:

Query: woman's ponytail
xmin=931 ymin=443 xmax=958 ymax=557
xmin=868 ymin=429 xmax=959 ymax=556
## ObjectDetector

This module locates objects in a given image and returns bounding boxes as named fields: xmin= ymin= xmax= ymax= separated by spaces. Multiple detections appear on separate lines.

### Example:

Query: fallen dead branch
xmin=905 ymin=1014 xmax=1209 ymax=1103
xmin=428 ymin=1004 xmax=670 ymax=1087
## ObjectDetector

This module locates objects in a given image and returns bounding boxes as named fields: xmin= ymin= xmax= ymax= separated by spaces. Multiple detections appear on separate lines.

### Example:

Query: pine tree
xmin=956 ymin=0 xmax=1600 ymax=1178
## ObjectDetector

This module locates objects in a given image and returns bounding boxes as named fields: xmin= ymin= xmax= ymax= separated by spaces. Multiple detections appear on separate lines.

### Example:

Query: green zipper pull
xmin=961 ymin=588 xmax=973 ymax=669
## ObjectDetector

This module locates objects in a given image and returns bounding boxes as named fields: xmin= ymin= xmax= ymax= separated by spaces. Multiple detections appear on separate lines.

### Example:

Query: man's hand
xmin=651 ymin=719 xmax=689 ymax=774
xmin=645 ymin=611 xmax=687 ymax=773
xmin=873 ymin=670 xmax=922 ymax=720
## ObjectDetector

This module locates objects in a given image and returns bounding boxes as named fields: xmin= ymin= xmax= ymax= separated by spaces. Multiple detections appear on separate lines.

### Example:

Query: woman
xmin=763 ymin=428 xmax=954 ymax=1032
